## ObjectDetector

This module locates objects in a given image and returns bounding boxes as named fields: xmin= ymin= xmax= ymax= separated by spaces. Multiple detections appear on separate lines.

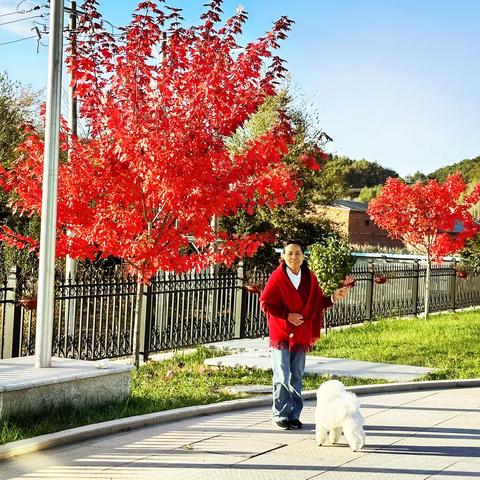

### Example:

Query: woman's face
xmin=282 ymin=243 xmax=304 ymax=274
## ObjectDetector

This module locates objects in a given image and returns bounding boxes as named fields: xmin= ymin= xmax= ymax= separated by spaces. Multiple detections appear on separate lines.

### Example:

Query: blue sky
xmin=1 ymin=0 xmax=479 ymax=177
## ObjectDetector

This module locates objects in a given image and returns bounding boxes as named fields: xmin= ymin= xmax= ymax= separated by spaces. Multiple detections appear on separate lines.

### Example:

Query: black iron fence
xmin=53 ymin=268 xmax=138 ymax=359
xmin=0 ymin=261 xmax=479 ymax=361
xmin=325 ymin=262 xmax=480 ymax=329
xmin=144 ymin=268 xmax=239 ymax=353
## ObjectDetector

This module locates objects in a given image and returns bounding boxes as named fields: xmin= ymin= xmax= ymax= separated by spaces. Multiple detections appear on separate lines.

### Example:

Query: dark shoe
xmin=289 ymin=419 xmax=303 ymax=429
xmin=273 ymin=419 xmax=290 ymax=430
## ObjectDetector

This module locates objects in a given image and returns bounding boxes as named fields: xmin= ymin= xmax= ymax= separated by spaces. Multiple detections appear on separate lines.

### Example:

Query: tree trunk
xmin=132 ymin=280 xmax=144 ymax=369
xmin=423 ymin=255 xmax=431 ymax=318
xmin=131 ymin=220 xmax=152 ymax=368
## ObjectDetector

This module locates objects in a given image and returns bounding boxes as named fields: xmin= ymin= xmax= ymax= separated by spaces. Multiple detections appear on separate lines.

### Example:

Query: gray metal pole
xmin=35 ymin=0 xmax=64 ymax=368
xmin=65 ymin=0 xmax=77 ymax=336
xmin=68 ymin=1 xmax=77 ymax=137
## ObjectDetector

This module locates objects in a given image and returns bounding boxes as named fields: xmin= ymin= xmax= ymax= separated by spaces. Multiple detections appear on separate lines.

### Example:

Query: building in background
xmin=321 ymin=200 xmax=404 ymax=249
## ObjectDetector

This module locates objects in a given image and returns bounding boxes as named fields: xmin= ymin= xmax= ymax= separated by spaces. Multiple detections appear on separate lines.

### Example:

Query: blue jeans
xmin=271 ymin=348 xmax=306 ymax=422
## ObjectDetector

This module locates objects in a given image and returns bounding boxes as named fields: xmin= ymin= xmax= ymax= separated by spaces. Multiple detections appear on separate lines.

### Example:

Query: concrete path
xmin=205 ymin=338 xmax=434 ymax=381
xmin=2 ymin=386 xmax=480 ymax=480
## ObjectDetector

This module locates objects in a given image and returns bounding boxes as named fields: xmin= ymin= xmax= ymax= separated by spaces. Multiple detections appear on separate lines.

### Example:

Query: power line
xmin=61 ymin=5 xmax=121 ymax=35
xmin=0 ymin=3 xmax=48 ymax=50
xmin=0 ymin=11 xmax=19 ymax=18
xmin=0 ymin=18 xmax=47 ymax=48
xmin=0 ymin=34 xmax=37 ymax=46
xmin=0 ymin=14 xmax=45 ymax=27
xmin=0 ymin=4 xmax=123 ymax=48
xmin=0 ymin=4 xmax=43 ymax=18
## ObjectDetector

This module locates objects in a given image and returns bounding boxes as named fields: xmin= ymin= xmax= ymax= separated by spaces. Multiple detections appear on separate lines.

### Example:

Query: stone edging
xmin=1 ymin=378 xmax=480 ymax=461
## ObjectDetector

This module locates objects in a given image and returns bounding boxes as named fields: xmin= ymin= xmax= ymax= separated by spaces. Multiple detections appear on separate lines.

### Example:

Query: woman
xmin=260 ymin=239 xmax=349 ymax=430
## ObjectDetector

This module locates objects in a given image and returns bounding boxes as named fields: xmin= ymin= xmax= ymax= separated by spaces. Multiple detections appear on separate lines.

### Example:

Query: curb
xmin=2 ymin=378 xmax=480 ymax=461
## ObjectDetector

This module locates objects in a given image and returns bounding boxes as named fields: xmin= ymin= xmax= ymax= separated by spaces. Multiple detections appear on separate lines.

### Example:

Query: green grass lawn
xmin=315 ymin=310 xmax=480 ymax=380
xmin=2 ymin=309 xmax=480 ymax=444
xmin=0 ymin=347 xmax=375 ymax=445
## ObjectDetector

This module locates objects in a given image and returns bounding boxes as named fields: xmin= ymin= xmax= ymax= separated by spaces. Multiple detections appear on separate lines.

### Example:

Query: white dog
xmin=315 ymin=380 xmax=365 ymax=451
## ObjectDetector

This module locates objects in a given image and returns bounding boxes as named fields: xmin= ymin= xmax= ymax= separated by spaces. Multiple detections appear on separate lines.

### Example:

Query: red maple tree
xmin=368 ymin=173 xmax=480 ymax=316
xmin=0 ymin=0 xmax=300 ymax=283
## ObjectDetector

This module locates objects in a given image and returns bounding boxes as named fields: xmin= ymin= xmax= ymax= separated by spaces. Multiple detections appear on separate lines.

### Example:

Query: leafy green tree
xmin=223 ymin=92 xmax=346 ymax=257
xmin=0 ymin=72 xmax=41 ymax=168
xmin=326 ymin=155 xmax=399 ymax=194
xmin=0 ymin=72 xmax=42 ymax=278
xmin=461 ymin=234 xmax=480 ymax=274
xmin=429 ymin=156 xmax=480 ymax=183
xmin=309 ymin=234 xmax=355 ymax=295
xmin=404 ymin=171 xmax=428 ymax=184
xmin=356 ymin=184 xmax=383 ymax=202
xmin=343 ymin=158 xmax=398 ymax=188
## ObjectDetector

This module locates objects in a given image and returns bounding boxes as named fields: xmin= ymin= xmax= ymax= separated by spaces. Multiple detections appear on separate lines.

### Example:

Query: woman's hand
xmin=333 ymin=286 xmax=349 ymax=303
xmin=287 ymin=312 xmax=304 ymax=326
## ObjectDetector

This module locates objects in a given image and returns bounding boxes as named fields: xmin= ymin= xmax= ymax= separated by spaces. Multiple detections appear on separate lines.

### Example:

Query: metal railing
xmin=324 ymin=262 xmax=480 ymax=329
xmin=144 ymin=268 xmax=239 ymax=353
xmin=53 ymin=268 xmax=138 ymax=359
xmin=0 ymin=261 xmax=479 ymax=360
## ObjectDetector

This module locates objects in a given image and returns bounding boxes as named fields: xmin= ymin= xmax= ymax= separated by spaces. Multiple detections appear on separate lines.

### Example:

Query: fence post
xmin=64 ymin=267 xmax=77 ymax=338
xmin=412 ymin=261 xmax=419 ymax=316
xmin=140 ymin=282 xmax=153 ymax=362
xmin=2 ymin=266 xmax=21 ymax=359
xmin=234 ymin=261 xmax=246 ymax=339
xmin=449 ymin=260 xmax=456 ymax=311
xmin=365 ymin=264 xmax=374 ymax=321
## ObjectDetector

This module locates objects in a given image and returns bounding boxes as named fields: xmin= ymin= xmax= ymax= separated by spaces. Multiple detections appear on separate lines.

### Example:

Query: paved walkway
xmin=205 ymin=338 xmax=434 ymax=381
xmin=2 ymin=386 xmax=480 ymax=480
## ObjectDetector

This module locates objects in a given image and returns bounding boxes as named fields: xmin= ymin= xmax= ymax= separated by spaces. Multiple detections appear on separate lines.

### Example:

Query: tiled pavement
xmin=2 ymin=386 xmax=480 ymax=480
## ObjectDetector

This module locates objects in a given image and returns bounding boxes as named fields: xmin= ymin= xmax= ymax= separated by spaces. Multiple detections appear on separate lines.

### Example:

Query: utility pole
xmin=35 ymin=0 xmax=64 ymax=368
xmin=68 ymin=1 xmax=77 ymax=139
xmin=65 ymin=0 xmax=77 ymax=336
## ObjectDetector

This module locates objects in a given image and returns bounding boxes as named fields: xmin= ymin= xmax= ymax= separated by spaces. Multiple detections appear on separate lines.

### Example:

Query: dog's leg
xmin=328 ymin=427 xmax=342 ymax=444
xmin=343 ymin=424 xmax=365 ymax=452
xmin=359 ymin=433 xmax=365 ymax=450
xmin=357 ymin=429 xmax=366 ymax=450
xmin=315 ymin=427 xmax=328 ymax=446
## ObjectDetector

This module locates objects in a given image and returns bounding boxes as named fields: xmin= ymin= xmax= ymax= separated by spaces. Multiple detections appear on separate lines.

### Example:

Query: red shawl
xmin=260 ymin=262 xmax=330 ymax=352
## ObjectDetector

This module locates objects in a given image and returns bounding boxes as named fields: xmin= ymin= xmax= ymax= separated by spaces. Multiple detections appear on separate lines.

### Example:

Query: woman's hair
xmin=282 ymin=239 xmax=305 ymax=253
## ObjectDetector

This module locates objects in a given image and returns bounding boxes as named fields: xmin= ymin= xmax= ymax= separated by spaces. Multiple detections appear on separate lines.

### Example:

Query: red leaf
xmin=1 ymin=1 xmax=295 ymax=283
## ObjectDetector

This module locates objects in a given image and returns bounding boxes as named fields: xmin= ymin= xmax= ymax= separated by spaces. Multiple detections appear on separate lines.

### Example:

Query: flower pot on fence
xmin=455 ymin=269 xmax=468 ymax=279
xmin=18 ymin=296 xmax=37 ymax=310
xmin=374 ymin=275 xmax=388 ymax=285
xmin=244 ymin=284 xmax=262 ymax=294
xmin=342 ymin=276 xmax=356 ymax=288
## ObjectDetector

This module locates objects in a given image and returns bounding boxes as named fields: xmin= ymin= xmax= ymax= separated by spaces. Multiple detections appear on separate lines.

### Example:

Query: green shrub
xmin=309 ymin=235 xmax=355 ymax=295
